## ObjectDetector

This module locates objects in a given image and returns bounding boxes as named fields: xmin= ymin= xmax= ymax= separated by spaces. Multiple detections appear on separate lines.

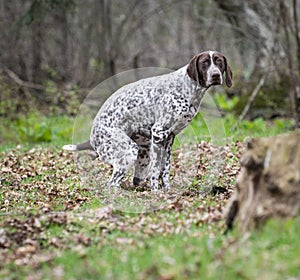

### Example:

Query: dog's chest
xmin=171 ymin=104 xmax=198 ymax=134
xmin=168 ymin=87 xmax=206 ymax=134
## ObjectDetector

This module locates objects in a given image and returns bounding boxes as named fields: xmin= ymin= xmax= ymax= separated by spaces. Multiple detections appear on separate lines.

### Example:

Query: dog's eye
xmin=201 ymin=60 xmax=209 ymax=67
xmin=216 ymin=59 xmax=223 ymax=67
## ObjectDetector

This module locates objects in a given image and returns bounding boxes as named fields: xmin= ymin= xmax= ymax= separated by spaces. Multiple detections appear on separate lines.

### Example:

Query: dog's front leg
xmin=149 ymin=124 xmax=170 ymax=191
xmin=160 ymin=135 xmax=175 ymax=190
xmin=149 ymin=142 xmax=164 ymax=191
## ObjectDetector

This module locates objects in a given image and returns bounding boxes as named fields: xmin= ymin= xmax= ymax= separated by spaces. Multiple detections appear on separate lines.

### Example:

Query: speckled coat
xmin=64 ymin=51 xmax=232 ymax=191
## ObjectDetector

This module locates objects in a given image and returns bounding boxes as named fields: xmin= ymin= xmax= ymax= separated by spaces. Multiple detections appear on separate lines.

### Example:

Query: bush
xmin=17 ymin=114 xmax=53 ymax=142
xmin=0 ymin=113 xmax=74 ymax=147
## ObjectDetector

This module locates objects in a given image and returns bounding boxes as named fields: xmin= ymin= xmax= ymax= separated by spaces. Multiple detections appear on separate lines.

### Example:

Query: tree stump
xmin=225 ymin=132 xmax=300 ymax=233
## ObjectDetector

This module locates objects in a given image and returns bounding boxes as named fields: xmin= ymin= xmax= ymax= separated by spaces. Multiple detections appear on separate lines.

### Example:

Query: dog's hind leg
xmin=108 ymin=167 xmax=128 ymax=188
xmin=94 ymin=129 xmax=139 ymax=188
xmin=109 ymin=144 xmax=139 ymax=188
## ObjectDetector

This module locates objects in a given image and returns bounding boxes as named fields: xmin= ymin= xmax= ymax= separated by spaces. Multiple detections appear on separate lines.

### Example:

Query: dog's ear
xmin=224 ymin=56 xmax=233 ymax=88
xmin=187 ymin=54 xmax=204 ymax=87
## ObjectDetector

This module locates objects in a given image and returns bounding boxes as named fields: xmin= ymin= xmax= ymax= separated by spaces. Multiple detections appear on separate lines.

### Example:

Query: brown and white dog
xmin=63 ymin=51 xmax=232 ymax=191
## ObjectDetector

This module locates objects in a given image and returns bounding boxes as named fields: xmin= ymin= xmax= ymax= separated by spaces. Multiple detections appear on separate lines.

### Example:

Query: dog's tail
xmin=62 ymin=140 xmax=93 ymax=151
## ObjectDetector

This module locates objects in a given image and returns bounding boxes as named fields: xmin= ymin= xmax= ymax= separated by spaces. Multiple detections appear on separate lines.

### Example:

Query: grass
xmin=51 ymin=234 xmax=215 ymax=279
xmin=59 ymin=217 xmax=300 ymax=280
xmin=0 ymin=112 xmax=300 ymax=279
xmin=217 ymin=217 xmax=300 ymax=280
xmin=1 ymin=217 xmax=299 ymax=279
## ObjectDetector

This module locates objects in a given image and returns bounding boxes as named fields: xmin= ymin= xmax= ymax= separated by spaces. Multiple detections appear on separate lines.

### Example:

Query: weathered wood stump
xmin=225 ymin=132 xmax=300 ymax=233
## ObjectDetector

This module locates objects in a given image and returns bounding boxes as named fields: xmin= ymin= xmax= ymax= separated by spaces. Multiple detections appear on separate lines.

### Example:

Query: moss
xmin=233 ymin=76 xmax=292 ymax=119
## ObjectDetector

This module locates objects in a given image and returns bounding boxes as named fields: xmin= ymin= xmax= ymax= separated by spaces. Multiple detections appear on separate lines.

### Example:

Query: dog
xmin=63 ymin=51 xmax=232 ymax=191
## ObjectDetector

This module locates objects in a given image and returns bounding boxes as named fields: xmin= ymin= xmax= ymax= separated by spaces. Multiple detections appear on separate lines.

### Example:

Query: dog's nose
xmin=212 ymin=73 xmax=220 ymax=79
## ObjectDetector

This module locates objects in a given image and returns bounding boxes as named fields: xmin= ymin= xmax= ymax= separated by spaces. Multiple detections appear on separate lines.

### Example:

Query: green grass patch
xmin=0 ymin=113 xmax=74 ymax=151
xmin=1 ymin=217 xmax=299 ymax=279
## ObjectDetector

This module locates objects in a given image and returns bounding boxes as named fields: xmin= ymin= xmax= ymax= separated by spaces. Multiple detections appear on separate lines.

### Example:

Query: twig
xmin=238 ymin=71 xmax=269 ymax=121
xmin=2 ymin=67 xmax=44 ymax=90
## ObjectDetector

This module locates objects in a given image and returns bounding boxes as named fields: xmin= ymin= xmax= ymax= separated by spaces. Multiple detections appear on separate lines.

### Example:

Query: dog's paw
xmin=150 ymin=181 xmax=159 ymax=192
xmin=162 ymin=182 xmax=170 ymax=191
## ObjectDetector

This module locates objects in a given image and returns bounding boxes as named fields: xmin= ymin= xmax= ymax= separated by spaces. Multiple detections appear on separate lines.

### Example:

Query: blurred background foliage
xmin=0 ymin=0 xmax=300 ymax=146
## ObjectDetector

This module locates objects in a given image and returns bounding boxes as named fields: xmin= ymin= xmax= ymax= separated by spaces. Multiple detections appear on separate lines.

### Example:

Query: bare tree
xmin=281 ymin=0 xmax=300 ymax=127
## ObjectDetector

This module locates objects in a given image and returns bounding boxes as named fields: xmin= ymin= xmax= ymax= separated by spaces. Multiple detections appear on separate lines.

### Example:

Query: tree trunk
xmin=58 ymin=7 xmax=69 ymax=81
xmin=98 ymin=0 xmax=115 ymax=79
xmin=225 ymin=133 xmax=300 ymax=234
xmin=281 ymin=0 xmax=300 ymax=128
xmin=214 ymin=0 xmax=276 ymax=74
xmin=295 ymin=89 xmax=300 ymax=128
xmin=292 ymin=0 xmax=300 ymax=128
xmin=178 ymin=0 xmax=193 ymax=63
xmin=31 ymin=18 xmax=43 ymax=83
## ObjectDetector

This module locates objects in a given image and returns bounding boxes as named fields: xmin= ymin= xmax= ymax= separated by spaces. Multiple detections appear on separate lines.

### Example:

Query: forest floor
xmin=1 ymin=137 xmax=300 ymax=279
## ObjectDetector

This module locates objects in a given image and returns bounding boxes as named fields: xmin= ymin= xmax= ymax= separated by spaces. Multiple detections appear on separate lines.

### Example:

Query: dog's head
xmin=187 ymin=51 xmax=232 ymax=88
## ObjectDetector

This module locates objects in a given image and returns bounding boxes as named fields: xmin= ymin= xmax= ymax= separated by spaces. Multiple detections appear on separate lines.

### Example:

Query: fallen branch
xmin=2 ymin=67 xmax=44 ymax=90
xmin=238 ymin=70 xmax=269 ymax=121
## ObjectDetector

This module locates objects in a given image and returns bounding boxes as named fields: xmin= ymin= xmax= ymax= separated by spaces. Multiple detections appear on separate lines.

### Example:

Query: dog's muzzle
xmin=210 ymin=73 xmax=222 ymax=86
